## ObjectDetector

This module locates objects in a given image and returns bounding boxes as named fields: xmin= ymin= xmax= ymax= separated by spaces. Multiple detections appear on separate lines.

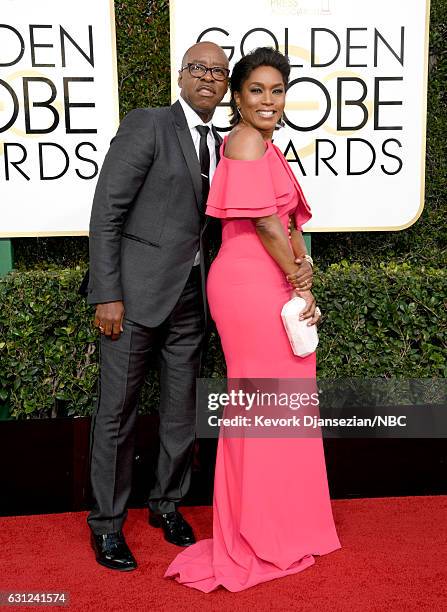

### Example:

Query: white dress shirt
xmin=178 ymin=96 xmax=217 ymax=266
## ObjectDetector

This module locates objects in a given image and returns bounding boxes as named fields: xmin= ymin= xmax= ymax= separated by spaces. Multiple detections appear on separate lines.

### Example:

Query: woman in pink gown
xmin=165 ymin=47 xmax=340 ymax=592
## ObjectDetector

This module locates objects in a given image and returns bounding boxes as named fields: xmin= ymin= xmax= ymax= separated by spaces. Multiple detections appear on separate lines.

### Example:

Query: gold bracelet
xmin=303 ymin=254 xmax=314 ymax=268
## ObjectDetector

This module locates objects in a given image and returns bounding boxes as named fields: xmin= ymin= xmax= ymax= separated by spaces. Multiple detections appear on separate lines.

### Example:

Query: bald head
xmin=181 ymin=41 xmax=229 ymax=69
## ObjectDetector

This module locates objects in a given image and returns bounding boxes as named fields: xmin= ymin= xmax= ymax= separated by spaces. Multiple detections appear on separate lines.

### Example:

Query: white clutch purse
xmin=281 ymin=296 xmax=319 ymax=357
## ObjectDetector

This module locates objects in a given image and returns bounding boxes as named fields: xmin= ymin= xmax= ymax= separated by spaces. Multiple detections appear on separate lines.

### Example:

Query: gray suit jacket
xmin=87 ymin=100 xmax=222 ymax=327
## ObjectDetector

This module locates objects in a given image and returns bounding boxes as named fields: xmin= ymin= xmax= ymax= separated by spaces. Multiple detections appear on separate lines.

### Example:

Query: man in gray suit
xmin=87 ymin=41 xmax=229 ymax=571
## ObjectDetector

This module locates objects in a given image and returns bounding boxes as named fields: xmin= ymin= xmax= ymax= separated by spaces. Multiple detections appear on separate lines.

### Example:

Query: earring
xmin=237 ymin=106 xmax=244 ymax=121
xmin=276 ymin=114 xmax=285 ymax=129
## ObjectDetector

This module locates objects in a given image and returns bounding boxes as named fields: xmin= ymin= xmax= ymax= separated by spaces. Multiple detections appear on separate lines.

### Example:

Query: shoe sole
xmin=95 ymin=558 xmax=137 ymax=572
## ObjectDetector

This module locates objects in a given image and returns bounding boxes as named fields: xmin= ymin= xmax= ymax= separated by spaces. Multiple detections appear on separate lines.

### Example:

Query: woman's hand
xmin=286 ymin=260 xmax=313 ymax=291
xmin=294 ymin=290 xmax=321 ymax=326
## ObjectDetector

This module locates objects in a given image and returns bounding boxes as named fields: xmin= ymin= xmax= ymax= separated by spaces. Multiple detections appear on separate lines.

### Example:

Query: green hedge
xmin=1 ymin=265 xmax=445 ymax=419
xmin=11 ymin=0 xmax=446 ymax=270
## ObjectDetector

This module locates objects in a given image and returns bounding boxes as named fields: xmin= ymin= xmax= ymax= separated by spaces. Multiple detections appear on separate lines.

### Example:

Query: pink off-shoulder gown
xmin=165 ymin=139 xmax=341 ymax=592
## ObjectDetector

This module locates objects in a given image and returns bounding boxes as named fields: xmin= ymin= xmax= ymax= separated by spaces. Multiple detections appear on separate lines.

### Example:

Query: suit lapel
xmin=170 ymin=100 xmax=202 ymax=211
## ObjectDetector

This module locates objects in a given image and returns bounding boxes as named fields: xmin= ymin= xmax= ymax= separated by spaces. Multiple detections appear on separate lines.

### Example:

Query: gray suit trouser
xmin=87 ymin=267 xmax=204 ymax=534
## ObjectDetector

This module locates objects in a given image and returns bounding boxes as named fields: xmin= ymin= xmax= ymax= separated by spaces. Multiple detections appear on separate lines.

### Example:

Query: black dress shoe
xmin=148 ymin=510 xmax=196 ymax=547
xmin=90 ymin=531 xmax=137 ymax=571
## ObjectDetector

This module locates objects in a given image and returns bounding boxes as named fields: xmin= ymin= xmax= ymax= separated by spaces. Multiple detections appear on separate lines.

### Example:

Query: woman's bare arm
xmin=287 ymin=218 xmax=313 ymax=290
xmin=254 ymin=215 xmax=301 ymax=276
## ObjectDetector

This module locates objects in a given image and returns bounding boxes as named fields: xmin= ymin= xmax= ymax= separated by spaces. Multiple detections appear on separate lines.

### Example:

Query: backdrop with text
xmin=170 ymin=0 xmax=430 ymax=231
xmin=0 ymin=0 xmax=119 ymax=237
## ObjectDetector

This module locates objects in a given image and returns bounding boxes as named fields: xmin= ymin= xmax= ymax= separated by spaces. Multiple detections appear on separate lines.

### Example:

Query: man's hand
xmin=286 ymin=259 xmax=313 ymax=291
xmin=94 ymin=301 xmax=125 ymax=341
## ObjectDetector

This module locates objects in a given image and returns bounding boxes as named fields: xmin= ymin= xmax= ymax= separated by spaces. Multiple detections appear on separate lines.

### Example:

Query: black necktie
xmin=196 ymin=125 xmax=210 ymax=209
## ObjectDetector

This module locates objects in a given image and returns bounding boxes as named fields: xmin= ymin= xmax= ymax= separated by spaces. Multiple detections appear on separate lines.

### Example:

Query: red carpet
xmin=1 ymin=497 xmax=447 ymax=612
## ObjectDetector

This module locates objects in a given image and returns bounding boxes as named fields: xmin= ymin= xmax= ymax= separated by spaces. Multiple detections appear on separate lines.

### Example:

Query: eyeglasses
xmin=180 ymin=63 xmax=230 ymax=81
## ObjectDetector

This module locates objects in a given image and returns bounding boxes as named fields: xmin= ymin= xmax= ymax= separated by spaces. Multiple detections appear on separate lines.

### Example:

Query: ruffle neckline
xmin=204 ymin=136 xmax=311 ymax=229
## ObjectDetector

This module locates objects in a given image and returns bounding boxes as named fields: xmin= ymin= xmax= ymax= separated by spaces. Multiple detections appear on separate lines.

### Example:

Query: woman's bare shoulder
xmin=225 ymin=126 xmax=266 ymax=160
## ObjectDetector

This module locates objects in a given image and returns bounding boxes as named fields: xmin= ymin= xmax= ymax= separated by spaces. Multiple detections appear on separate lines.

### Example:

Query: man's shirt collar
xmin=178 ymin=96 xmax=213 ymax=131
